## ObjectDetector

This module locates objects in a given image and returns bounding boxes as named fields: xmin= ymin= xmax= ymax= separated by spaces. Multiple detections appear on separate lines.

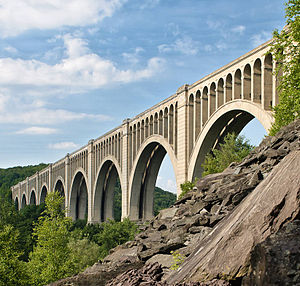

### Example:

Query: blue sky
xmin=0 ymin=0 xmax=286 ymax=193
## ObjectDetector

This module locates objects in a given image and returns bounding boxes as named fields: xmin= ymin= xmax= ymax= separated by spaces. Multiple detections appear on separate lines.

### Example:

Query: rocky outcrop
xmin=167 ymin=150 xmax=300 ymax=284
xmin=50 ymin=119 xmax=300 ymax=286
xmin=243 ymin=220 xmax=300 ymax=286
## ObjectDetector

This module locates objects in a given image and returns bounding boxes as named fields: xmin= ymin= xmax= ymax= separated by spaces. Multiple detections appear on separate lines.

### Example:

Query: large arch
xmin=188 ymin=100 xmax=274 ymax=180
xmin=128 ymin=135 xmax=177 ymax=221
xmin=54 ymin=177 xmax=66 ymax=209
xmin=29 ymin=190 xmax=37 ymax=205
xmin=40 ymin=185 xmax=48 ymax=204
xmin=69 ymin=169 xmax=88 ymax=220
xmin=15 ymin=196 xmax=19 ymax=210
xmin=93 ymin=156 xmax=123 ymax=222
xmin=21 ymin=194 xmax=27 ymax=209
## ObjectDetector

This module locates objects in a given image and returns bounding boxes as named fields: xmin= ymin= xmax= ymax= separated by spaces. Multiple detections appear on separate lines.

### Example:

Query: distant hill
xmin=0 ymin=164 xmax=177 ymax=220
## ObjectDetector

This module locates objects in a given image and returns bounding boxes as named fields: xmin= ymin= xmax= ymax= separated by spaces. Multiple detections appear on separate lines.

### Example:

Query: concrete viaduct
xmin=11 ymin=39 xmax=279 ymax=222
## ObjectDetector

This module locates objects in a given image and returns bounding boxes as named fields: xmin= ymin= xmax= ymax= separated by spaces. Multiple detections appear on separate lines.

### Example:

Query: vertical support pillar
xmin=65 ymin=154 xmax=70 ymax=215
xmin=48 ymin=164 xmax=53 ymax=192
xmin=261 ymin=61 xmax=265 ymax=108
xmin=87 ymin=140 xmax=95 ymax=223
xmin=176 ymin=84 xmax=189 ymax=197
xmin=121 ymin=119 xmax=130 ymax=220
xmin=36 ymin=171 xmax=39 ymax=204
xmin=26 ymin=177 xmax=29 ymax=203
xmin=251 ymin=67 xmax=255 ymax=102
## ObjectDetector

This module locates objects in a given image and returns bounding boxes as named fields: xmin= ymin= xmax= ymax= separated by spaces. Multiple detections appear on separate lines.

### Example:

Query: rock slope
xmin=50 ymin=119 xmax=300 ymax=286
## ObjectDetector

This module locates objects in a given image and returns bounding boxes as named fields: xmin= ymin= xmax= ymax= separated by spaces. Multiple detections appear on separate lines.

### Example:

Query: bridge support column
xmin=121 ymin=119 xmax=130 ymax=220
xmin=176 ymin=85 xmax=189 ymax=197
xmin=64 ymin=154 xmax=70 ymax=215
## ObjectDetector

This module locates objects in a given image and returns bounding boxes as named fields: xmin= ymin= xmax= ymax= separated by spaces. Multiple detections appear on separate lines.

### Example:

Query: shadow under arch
xmin=21 ymin=193 xmax=27 ymax=209
xmin=15 ymin=196 xmax=19 ymax=210
xmin=29 ymin=190 xmax=37 ymax=205
xmin=93 ymin=156 xmax=123 ymax=222
xmin=40 ymin=185 xmax=48 ymax=204
xmin=188 ymin=100 xmax=274 ymax=180
xmin=128 ymin=135 xmax=177 ymax=221
xmin=69 ymin=170 xmax=88 ymax=221
xmin=54 ymin=177 xmax=66 ymax=209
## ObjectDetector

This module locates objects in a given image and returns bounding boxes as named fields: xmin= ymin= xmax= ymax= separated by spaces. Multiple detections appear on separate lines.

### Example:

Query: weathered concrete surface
xmin=167 ymin=150 xmax=300 ymax=284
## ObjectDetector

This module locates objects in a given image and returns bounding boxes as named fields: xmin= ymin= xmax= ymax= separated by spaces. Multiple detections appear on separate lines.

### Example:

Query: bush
xmin=201 ymin=133 xmax=253 ymax=177
xmin=178 ymin=179 xmax=198 ymax=200
xmin=95 ymin=218 xmax=138 ymax=259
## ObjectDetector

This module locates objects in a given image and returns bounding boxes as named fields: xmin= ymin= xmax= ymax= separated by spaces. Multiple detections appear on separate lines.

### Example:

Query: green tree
xmin=269 ymin=0 xmax=300 ymax=135
xmin=0 ymin=224 xmax=29 ymax=286
xmin=178 ymin=179 xmax=198 ymax=200
xmin=202 ymin=133 xmax=253 ymax=177
xmin=27 ymin=191 xmax=74 ymax=286
xmin=95 ymin=218 xmax=138 ymax=259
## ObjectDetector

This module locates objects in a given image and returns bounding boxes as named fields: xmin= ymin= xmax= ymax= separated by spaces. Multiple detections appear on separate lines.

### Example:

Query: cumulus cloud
xmin=48 ymin=142 xmax=79 ymax=150
xmin=158 ymin=36 xmax=198 ymax=56
xmin=251 ymin=31 xmax=272 ymax=47
xmin=3 ymin=45 xmax=18 ymax=54
xmin=15 ymin=126 xmax=58 ymax=135
xmin=122 ymin=47 xmax=144 ymax=65
xmin=0 ymin=0 xmax=126 ymax=37
xmin=0 ymin=34 xmax=165 ymax=92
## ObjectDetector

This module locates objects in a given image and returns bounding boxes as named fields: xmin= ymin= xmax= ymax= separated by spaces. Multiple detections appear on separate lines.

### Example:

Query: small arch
xmin=253 ymin=58 xmax=262 ymax=103
xmin=209 ymin=82 xmax=216 ymax=115
xmin=188 ymin=94 xmax=195 ymax=157
xmin=133 ymin=124 xmax=137 ymax=159
xmin=69 ymin=170 xmax=88 ymax=220
xmin=137 ymin=122 xmax=141 ymax=151
xmin=234 ymin=69 xmax=242 ymax=99
xmin=150 ymin=115 xmax=154 ymax=135
xmin=202 ymin=86 xmax=209 ymax=126
xmin=159 ymin=110 xmax=163 ymax=136
xmin=195 ymin=91 xmax=201 ymax=139
xmin=21 ymin=194 xmax=27 ymax=209
xmin=163 ymin=107 xmax=168 ymax=139
xmin=217 ymin=79 xmax=224 ymax=108
xmin=154 ymin=113 xmax=158 ymax=134
xmin=169 ymin=105 xmax=174 ymax=145
xmin=243 ymin=64 xmax=251 ymax=100
xmin=225 ymin=74 xmax=233 ymax=102
xmin=145 ymin=117 xmax=149 ymax=138
xmin=264 ymin=53 xmax=273 ymax=110
xmin=40 ymin=185 xmax=48 ymax=204
xmin=29 ymin=190 xmax=37 ymax=205
xmin=141 ymin=120 xmax=145 ymax=144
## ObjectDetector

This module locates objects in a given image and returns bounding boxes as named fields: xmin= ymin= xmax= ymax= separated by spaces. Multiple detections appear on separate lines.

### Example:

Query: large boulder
xmin=167 ymin=150 xmax=300 ymax=284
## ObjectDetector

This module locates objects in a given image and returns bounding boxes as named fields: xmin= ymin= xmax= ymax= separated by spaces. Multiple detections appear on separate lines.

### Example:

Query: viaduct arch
xmin=12 ymin=39 xmax=278 ymax=222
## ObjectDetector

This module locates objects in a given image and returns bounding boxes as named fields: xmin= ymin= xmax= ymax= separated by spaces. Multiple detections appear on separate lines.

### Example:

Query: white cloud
xmin=15 ymin=126 xmax=58 ymax=135
xmin=0 ymin=107 xmax=111 ymax=125
xmin=251 ymin=31 xmax=271 ymax=47
xmin=231 ymin=25 xmax=246 ymax=35
xmin=122 ymin=47 xmax=144 ymax=65
xmin=156 ymin=176 xmax=177 ymax=194
xmin=48 ymin=142 xmax=79 ymax=150
xmin=0 ymin=0 xmax=126 ymax=37
xmin=158 ymin=36 xmax=198 ymax=56
xmin=3 ymin=45 xmax=18 ymax=54
xmin=0 ymin=35 xmax=165 ymax=92
xmin=140 ymin=0 xmax=160 ymax=9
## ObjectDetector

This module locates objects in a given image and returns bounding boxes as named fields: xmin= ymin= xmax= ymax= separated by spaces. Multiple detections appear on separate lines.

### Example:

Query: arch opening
xmin=234 ymin=69 xmax=242 ymax=99
xmin=70 ymin=172 xmax=88 ymax=221
xmin=54 ymin=179 xmax=65 ymax=209
xmin=94 ymin=160 xmax=122 ymax=222
xmin=254 ymin=59 xmax=262 ymax=103
xmin=191 ymin=107 xmax=269 ymax=180
xmin=15 ymin=197 xmax=19 ymax=210
xmin=129 ymin=141 xmax=176 ymax=221
xmin=40 ymin=186 xmax=48 ymax=204
xmin=21 ymin=194 xmax=27 ymax=209
xmin=29 ymin=190 xmax=36 ymax=205
xmin=243 ymin=64 xmax=251 ymax=100
xmin=264 ymin=54 xmax=273 ymax=110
